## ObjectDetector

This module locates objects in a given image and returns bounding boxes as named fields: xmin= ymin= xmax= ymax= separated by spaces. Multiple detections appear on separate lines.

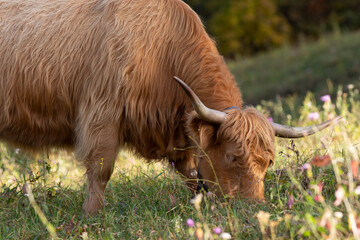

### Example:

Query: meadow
xmin=1 ymin=86 xmax=359 ymax=239
xmin=230 ymin=31 xmax=360 ymax=105
xmin=1 ymin=33 xmax=360 ymax=239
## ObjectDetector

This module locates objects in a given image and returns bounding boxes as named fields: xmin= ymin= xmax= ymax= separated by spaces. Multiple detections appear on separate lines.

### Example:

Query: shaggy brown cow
xmin=0 ymin=0 xmax=339 ymax=215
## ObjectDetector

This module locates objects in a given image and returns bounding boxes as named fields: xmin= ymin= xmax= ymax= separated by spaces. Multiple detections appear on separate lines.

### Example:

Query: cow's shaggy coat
xmin=0 ymin=0 xmax=274 ymax=214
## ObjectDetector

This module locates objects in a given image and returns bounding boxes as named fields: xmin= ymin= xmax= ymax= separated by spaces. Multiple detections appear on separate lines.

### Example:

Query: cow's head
xmin=175 ymin=77 xmax=341 ymax=201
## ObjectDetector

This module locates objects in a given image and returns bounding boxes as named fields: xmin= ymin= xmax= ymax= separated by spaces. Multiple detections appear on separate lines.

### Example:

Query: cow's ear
xmin=187 ymin=112 xmax=217 ymax=150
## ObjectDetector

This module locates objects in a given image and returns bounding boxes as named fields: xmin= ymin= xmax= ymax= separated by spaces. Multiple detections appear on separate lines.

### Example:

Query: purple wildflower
xmin=301 ymin=163 xmax=311 ymax=171
xmin=213 ymin=227 xmax=222 ymax=234
xmin=287 ymin=195 xmax=294 ymax=209
xmin=268 ymin=117 xmax=273 ymax=122
xmin=320 ymin=95 xmax=331 ymax=102
xmin=186 ymin=218 xmax=195 ymax=228
xmin=308 ymin=112 xmax=319 ymax=121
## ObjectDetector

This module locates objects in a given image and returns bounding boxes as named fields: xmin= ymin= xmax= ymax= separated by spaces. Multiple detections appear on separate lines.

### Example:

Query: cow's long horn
xmin=272 ymin=116 xmax=342 ymax=138
xmin=174 ymin=76 xmax=226 ymax=124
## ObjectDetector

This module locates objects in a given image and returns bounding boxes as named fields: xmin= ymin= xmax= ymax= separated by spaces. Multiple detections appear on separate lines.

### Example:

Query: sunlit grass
xmin=0 ymin=85 xmax=360 ymax=239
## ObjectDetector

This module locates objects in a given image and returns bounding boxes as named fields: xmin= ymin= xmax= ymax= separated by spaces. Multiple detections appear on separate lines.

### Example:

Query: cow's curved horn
xmin=174 ymin=76 xmax=227 ymax=124
xmin=272 ymin=116 xmax=342 ymax=138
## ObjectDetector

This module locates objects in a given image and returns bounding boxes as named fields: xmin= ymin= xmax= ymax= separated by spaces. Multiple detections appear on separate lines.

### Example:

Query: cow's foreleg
xmin=77 ymin=124 xmax=119 ymax=216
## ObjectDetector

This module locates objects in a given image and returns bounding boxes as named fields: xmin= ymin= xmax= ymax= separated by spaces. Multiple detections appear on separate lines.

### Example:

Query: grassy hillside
xmin=229 ymin=31 xmax=360 ymax=105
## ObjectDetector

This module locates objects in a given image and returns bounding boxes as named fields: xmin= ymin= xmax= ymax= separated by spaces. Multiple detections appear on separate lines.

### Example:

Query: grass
xmin=229 ymin=30 xmax=360 ymax=105
xmin=1 ymin=85 xmax=360 ymax=239
xmin=2 ymin=31 xmax=360 ymax=239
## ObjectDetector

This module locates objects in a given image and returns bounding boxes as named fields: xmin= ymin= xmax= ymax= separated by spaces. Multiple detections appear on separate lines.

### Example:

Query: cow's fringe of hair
xmin=185 ymin=107 xmax=274 ymax=198
xmin=217 ymin=108 xmax=275 ymax=196
xmin=219 ymin=108 xmax=275 ymax=167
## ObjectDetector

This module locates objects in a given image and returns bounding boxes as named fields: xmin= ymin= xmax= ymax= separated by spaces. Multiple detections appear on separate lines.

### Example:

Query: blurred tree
xmin=209 ymin=0 xmax=290 ymax=57
xmin=185 ymin=0 xmax=230 ymax=21
xmin=185 ymin=0 xmax=360 ymax=58
xmin=185 ymin=0 xmax=290 ymax=57
xmin=276 ymin=0 xmax=360 ymax=39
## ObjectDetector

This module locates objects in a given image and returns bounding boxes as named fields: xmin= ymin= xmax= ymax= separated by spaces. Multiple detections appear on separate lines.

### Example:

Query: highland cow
xmin=0 ymin=0 xmax=339 ymax=215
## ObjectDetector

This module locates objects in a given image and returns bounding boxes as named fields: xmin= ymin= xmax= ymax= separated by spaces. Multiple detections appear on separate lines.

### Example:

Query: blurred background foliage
xmin=185 ymin=0 xmax=360 ymax=57
xmin=185 ymin=0 xmax=360 ymax=104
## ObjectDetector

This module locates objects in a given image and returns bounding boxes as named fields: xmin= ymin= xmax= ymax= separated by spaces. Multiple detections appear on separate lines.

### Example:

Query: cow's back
xmin=0 ymin=0 xmax=123 ymax=148
xmin=0 ymin=0 xmax=235 ymax=155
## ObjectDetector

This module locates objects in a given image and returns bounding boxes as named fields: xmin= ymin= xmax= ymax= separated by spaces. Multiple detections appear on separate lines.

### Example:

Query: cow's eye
xmin=269 ymin=159 xmax=274 ymax=166
xmin=226 ymin=153 xmax=236 ymax=162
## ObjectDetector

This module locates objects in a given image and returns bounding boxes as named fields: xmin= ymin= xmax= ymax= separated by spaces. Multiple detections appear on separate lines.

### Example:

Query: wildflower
xmin=334 ymin=187 xmax=345 ymax=206
xmin=213 ymin=227 xmax=222 ymax=235
xmin=206 ymin=191 xmax=215 ymax=199
xmin=219 ymin=232 xmax=232 ymax=239
xmin=355 ymin=186 xmax=360 ymax=195
xmin=190 ymin=193 xmax=203 ymax=210
xmin=348 ymin=84 xmax=354 ymax=90
xmin=319 ymin=210 xmax=331 ymax=228
xmin=320 ymin=94 xmax=331 ymax=102
xmin=186 ymin=218 xmax=195 ymax=228
xmin=257 ymin=211 xmax=270 ymax=237
xmin=351 ymin=161 xmax=359 ymax=178
xmin=174 ymin=216 xmax=182 ymax=233
xmin=313 ymin=183 xmax=324 ymax=202
xmin=310 ymin=155 xmax=331 ymax=167
xmin=195 ymin=227 xmax=204 ymax=240
xmin=287 ymin=195 xmax=294 ymax=209
xmin=308 ymin=112 xmax=319 ymax=121
xmin=268 ymin=117 xmax=273 ymax=122
xmin=317 ymin=182 xmax=323 ymax=193
xmin=334 ymin=212 xmax=343 ymax=219
xmin=301 ymin=163 xmax=311 ymax=171
xmin=81 ymin=232 xmax=88 ymax=240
